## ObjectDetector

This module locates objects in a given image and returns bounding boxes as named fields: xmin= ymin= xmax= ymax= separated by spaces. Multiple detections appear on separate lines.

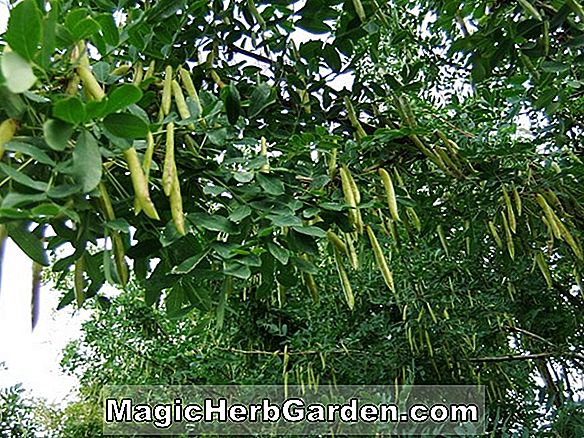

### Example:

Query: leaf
xmin=73 ymin=131 xmax=102 ymax=193
xmin=223 ymin=261 xmax=251 ymax=279
xmin=187 ymin=213 xmax=238 ymax=234
xmin=53 ymin=97 xmax=86 ymax=125
xmin=106 ymin=84 xmax=143 ymax=114
xmin=172 ymin=251 xmax=209 ymax=274
xmin=103 ymin=113 xmax=149 ymax=139
xmin=0 ymin=163 xmax=49 ymax=191
xmin=95 ymin=13 xmax=119 ymax=46
xmin=1 ymin=52 xmax=37 ymax=94
xmin=4 ymin=142 xmax=55 ymax=166
xmin=222 ymin=83 xmax=241 ymax=125
xmin=7 ymin=223 xmax=49 ymax=266
xmin=541 ymin=61 xmax=569 ymax=73
xmin=322 ymin=44 xmax=342 ymax=71
xmin=268 ymin=213 xmax=303 ymax=227
xmin=256 ymin=173 xmax=285 ymax=195
xmin=292 ymin=225 xmax=326 ymax=238
xmin=229 ymin=204 xmax=252 ymax=222
xmin=43 ymin=119 xmax=73 ymax=151
xmin=4 ymin=0 xmax=41 ymax=61
xmin=268 ymin=241 xmax=289 ymax=265
xmin=248 ymin=83 xmax=275 ymax=117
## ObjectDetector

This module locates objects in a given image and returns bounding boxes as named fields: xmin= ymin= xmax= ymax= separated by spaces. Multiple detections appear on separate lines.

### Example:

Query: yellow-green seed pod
xmin=111 ymin=232 xmax=129 ymax=286
xmin=334 ymin=250 xmax=354 ymax=310
xmin=123 ymin=147 xmax=160 ymax=220
xmin=328 ymin=148 xmax=337 ymax=179
xmin=352 ymin=0 xmax=366 ymax=22
xmin=76 ymin=51 xmax=105 ymax=101
xmin=169 ymin=173 xmax=185 ymax=235
xmin=172 ymin=79 xmax=191 ymax=121
xmin=512 ymin=184 xmax=522 ymax=217
xmin=259 ymin=137 xmax=270 ymax=173
xmin=366 ymin=225 xmax=395 ymax=292
xmin=247 ymin=0 xmax=266 ymax=27
xmin=488 ymin=220 xmax=503 ymax=249
xmin=344 ymin=96 xmax=367 ymax=140
xmin=143 ymin=131 xmax=155 ymax=179
xmin=303 ymin=272 xmax=319 ymax=303
xmin=345 ymin=231 xmax=360 ymax=270
xmin=0 ymin=118 xmax=18 ymax=160
xmin=437 ymin=224 xmax=449 ymax=257
xmin=144 ymin=60 xmax=156 ymax=80
xmin=406 ymin=207 xmax=421 ymax=232
xmin=133 ymin=61 xmax=143 ymax=85
xmin=554 ymin=215 xmax=583 ymax=260
xmin=379 ymin=168 xmax=400 ymax=222
xmin=65 ymin=74 xmax=80 ymax=96
xmin=535 ymin=251 xmax=553 ymax=288
xmin=163 ymin=122 xmax=175 ymax=196
xmin=162 ymin=65 xmax=173 ymax=116
xmin=340 ymin=166 xmax=359 ymax=229
xmin=343 ymin=165 xmax=361 ymax=205
xmin=502 ymin=186 xmax=516 ymax=234
xmin=536 ymin=194 xmax=562 ymax=239
xmin=327 ymin=230 xmax=347 ymax=253
xmin=501 ymin=211 xmax=515 ymax=260
xmin=111 ymin=64 xmax=131 ymax=76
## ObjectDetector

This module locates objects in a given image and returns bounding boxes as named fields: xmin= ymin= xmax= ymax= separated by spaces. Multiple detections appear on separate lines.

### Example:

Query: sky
xmin=0 ymin=241 xmax=87 ymax=405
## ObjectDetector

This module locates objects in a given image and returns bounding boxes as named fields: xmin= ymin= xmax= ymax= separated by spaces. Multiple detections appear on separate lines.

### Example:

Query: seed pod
xmin=501 ymin=211 xmax=515 ymax=260
xmin=345 ymin=231 xmax=360 ymax=270
xmin=397 ymin=95 xmax=417 ymax=128
xmin=259 ymin=137 xmax=270 ymax=173
xmin=366 ymin=225 xmax=395 ymax=292
xmin=247 ymin=0 xmax=266 ymax=27
xmin=352 ymin=0 xmax=366 ymax=22
xmin=334 ymin=249 xmax=354 ymax=310
xmin=487 ymin=221 xmax=503 ymax=249
xmin=163 ymin=122 xmax=175 ymax=196
xmin=435 ymin=145 xmax=464 ymax=178
xmin=536 ymin=194 xmax=562 ymax=239
xmin=111 ymin=64 xmax=131 ymax=76
xmin=76 ymin=54 xmax=105 ymax=101
xmin=144 ymin=60 xmax=156 ymax=80
xmin=426 ymin=302 xmax=438 ymax=324
xmin=328 ymin=148 xmax=337 ymax=178
xmin=343 ymin=96 xmax=367 ymax=140
xmin=123 ymin=147 xmax=160 ymax=220
xmin=74 ymin=256 xmax=85 ymax=307
xmin=210 ymin=70 xmax=226 ymax=89
xmin=406 ymin=207 xmax=421 ymax=232
xmin=143 ymin=131 xmax=155 ymax=179
xmin=162 ymin=65 xmax=173 ymax=116
xmin=31 ymin=262 xmax=42 ymax=329
xmin=379 ymin=168 xmax=400 ymax=222
xmin=512 ymin=184 xmax=522 ymax=217
xmin=436 ymin=224 xmax=449 ymax=257
xmin=502 ymin=186 xmax=516 ymax=233
xmin=172 ymin=79 xmax=191 ymax=121
xmin=111 ymin=233 xmax=129 ymax=286
xmin=327 ymin=230 xmax=347 ymax=253
xmin=535 ymin=251 xmax=553 ymax=288
xmin=343 ymin=165 xmax=361 ymax=205
xmin=169 ymin=173 xmax=185 ymax=235
xmin=517 ymin=0 xmax=543 ymax=20
xmin=133 ymin=61 xmax=143 ymax=85
xmin=303 ymin=272 xmax=319 ymax=303
xmin=340 ymin=166 xmax=359 ymax=230
xmin=554 ymin=215 xmax=583 ymax=260
xmin=567 ymin=0 xmax=584 ymax=21
xmin=0 ymin=118 xmax=18 ymax=160
xmin=65 ymin=74 xmax=80 ymax=96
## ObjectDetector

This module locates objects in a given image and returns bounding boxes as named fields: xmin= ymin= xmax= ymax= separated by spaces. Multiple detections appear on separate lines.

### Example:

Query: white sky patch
xmin=0 ymin=241 xmax=89 ymax=405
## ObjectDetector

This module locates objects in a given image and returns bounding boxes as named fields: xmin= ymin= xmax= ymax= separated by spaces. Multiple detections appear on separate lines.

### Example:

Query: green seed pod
xmin=162 ymin=65 xmax=173 ymax=116
xmin=163 ymin=122 xmax=176 ymax=196
xmin=366 ymin=225 xmax=395 ymax=292
xmin=123 ymin=147 xmax=160 ymax=220
xmin=379 ymin=168 xmax=400 ymax=222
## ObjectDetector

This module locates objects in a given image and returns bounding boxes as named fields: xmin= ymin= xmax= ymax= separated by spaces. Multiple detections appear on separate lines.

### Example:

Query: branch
xmin=469 ymin=351 xmax=584 ymax=363
xmin=227 ymin=43 xmax=275 ymax=65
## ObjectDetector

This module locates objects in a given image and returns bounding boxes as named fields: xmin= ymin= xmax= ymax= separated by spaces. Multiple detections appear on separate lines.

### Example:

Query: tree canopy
xmin=1 ymin=0 xmax=584 ymax=436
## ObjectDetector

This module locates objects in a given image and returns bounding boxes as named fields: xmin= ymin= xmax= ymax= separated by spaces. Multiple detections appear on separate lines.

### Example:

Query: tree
xmin=1 ymin=0 xmax=583 ymax=436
